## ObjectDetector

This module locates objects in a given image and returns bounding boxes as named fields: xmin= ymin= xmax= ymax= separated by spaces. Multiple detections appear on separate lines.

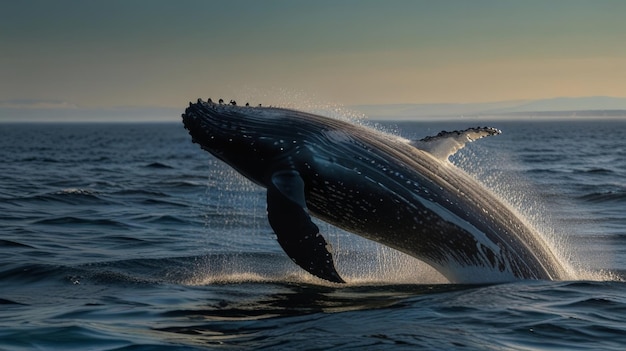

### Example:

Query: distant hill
xmin=493 ymin=110 xmax=626 ymax=118
xmin=353 ymin=96 xmax=626 ymax=120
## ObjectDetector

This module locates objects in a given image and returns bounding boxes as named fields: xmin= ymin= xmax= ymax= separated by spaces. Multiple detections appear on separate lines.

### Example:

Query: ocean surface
xmin=1 ymin=117 xmax=625 ymax=350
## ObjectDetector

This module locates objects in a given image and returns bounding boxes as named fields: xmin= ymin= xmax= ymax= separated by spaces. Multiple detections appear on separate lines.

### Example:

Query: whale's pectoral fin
xmin=267 ymin=170 xmax=345 ymax=283
xmin=410 ymin=127 xmax=501 ymax=160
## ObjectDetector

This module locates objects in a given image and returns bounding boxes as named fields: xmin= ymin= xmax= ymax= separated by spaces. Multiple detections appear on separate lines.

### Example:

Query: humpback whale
xmin=182 ymin=99 xmax=568 ymax=284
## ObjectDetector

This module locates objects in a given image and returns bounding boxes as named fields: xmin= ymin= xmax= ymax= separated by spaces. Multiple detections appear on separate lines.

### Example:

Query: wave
xmin=574 ymin=168 xmax=615 ymax=175
xmin=111 ymin=189 xmax=168 ymax=196
xmin=0 ymin=239 xmax=36 ymax=249
xmin=7 ymin=188 xmax=108 ymax=206
xmin=145 ymin=162 xmax=174 ymax=169
xmin=32 ymin=216 xmax=132 ymax=228
xmin=0 ymin=325 xmax=164 ymax=351
xmin=0 ymin=298 xmax=26 ymax=305
xmin=0 ymin=263 xmax=66 ymax=284
xmin=577 ymin=191 xmax=626 ymax=203
xmin=155 ymin=179 xmax=208 ymax=189
xmin=130 ymin=214 xmax=191 ymax=225
xmin=9 ymin=185 xmax=198 ymax=203
xmin=17 ymin=156 xmax=61 ymax=163
xmin=138 ymin=198 xmax=189 ymax=207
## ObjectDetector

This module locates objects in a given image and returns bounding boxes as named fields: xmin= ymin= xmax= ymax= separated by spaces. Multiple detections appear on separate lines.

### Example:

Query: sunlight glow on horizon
xmin=1 ymin=0 xmax=626 ymax=120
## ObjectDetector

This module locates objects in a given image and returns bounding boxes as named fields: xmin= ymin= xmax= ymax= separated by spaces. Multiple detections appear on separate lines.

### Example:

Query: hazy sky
xmin=2 ymin=0 xmax=626 ymax=114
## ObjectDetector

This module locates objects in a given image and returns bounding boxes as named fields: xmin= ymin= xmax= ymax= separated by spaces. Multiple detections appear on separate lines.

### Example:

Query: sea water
xmin=1 ymin=119 xmax=625 ymax=350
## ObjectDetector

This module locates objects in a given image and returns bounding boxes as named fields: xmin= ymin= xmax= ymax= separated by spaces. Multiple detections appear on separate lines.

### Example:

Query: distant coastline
xmin=352 ymin=107 xmax=626 ymax=121
xmin=1 ymin=96 xmax=626 ymax=122
xmin=351 ymin=97 xmax=626 ymax=120
xmin=490 ymin=109 xmax=626 ymax=118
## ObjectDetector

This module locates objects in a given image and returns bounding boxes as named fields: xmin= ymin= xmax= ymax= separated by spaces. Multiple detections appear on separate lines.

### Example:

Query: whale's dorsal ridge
xmin=410 ymin=127 xmax=501 ymax=160
xmin=266 ymin=170 xmax=345 ymax=283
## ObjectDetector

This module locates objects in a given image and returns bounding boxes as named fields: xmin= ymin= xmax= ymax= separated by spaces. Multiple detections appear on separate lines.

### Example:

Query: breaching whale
xmin=182 ymin=99 xmax=568 ymax=284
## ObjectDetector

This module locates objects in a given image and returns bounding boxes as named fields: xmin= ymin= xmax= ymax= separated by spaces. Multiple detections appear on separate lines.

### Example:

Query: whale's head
xmin=182 ymin=99 xmax=310 ymax=185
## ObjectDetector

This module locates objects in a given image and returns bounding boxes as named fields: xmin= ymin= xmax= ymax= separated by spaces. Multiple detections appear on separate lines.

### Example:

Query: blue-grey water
xmin=1 ymin=118 xmax=625 ymax=350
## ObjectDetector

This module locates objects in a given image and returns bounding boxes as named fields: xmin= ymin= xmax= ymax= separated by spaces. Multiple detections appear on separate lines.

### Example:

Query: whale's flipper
xmin=267 ymin=170 xmax=345 ymax=283
xmin=411 ymin=127 xmax=501 ymax=160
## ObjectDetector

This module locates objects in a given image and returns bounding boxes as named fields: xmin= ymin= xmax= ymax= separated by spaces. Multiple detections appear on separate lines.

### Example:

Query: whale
xmin=182 ymin=99 xmax=568 ymax=284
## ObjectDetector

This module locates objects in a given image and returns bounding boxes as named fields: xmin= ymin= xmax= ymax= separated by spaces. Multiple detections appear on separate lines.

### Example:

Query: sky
xmin=1 ymin=0 xmax=626 ymax=120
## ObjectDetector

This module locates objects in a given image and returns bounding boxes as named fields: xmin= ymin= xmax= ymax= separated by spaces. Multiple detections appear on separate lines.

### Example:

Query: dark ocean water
xmin=1 ymin=118 xmax=625 ymax=350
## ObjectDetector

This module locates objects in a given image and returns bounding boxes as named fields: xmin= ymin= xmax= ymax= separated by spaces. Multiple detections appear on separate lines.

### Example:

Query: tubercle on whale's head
xmin=181 ymin=98 xmax=290 ymax=185
xmin=183 ymin=98 xmax=258 ymax=149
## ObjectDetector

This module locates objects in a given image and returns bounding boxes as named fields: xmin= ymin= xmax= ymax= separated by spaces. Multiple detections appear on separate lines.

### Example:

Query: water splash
xmin=452 ymin=143 xmax=618 ymax=282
